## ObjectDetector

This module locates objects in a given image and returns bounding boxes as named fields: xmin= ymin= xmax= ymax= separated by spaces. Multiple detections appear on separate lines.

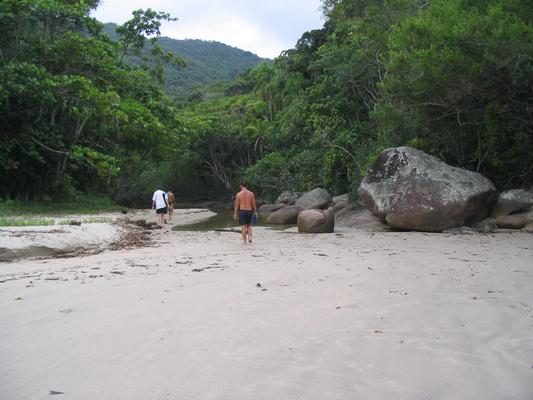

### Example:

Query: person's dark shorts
xmin=238 ymin=210 xmax=253 ymax=226
xmin=156 ymin=207 xmax=168 ymax=214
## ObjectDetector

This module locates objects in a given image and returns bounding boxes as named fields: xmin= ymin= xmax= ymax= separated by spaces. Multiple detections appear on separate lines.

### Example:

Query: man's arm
xmin=252 ymin=194 xmax=257 ymax=214
xmin=233 ymin=195 xmax=240 ymax=220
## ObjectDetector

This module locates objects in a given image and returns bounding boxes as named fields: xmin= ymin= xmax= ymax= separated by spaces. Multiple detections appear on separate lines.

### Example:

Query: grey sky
xmin=92 ymin=0 xmax=325 ymax=58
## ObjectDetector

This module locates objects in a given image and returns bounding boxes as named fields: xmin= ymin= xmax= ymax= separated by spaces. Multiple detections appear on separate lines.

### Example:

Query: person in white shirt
xmin=152 ymin=188 xmax=169 ymax=227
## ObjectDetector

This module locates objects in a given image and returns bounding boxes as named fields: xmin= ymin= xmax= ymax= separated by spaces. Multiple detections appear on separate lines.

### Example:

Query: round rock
xmin=266 ymin=206 xmax=302 ymax=224
xmin=297 ymin=209 xmax=335 ymax=233
xmin=295 ymin=188 xmax=332 ymax=210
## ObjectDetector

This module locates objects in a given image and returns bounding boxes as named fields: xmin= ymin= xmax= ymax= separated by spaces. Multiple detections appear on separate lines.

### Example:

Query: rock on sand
xmin=358 ymin=146 xmax=496 ymax=232
xmin=295 ymin=188 xmax=332 ymax=210
xmin=266 ymin=205 xmax=302 ymax=224
xmin=297 ymin=208 xmax=335 ymax=233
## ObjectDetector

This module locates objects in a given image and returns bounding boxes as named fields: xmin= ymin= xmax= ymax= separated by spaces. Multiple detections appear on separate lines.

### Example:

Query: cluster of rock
xmin=357 ymin=146 xmax=533 ymax=233
xmin=259 ymin=186 xmax=388 ymax=233
xmin=258 ymin=188 xmax=336 ymax=233
xmin=261 ymin=146 xmax=533 ymax=234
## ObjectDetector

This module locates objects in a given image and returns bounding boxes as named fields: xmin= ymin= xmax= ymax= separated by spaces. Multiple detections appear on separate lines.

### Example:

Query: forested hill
xmin=103 ymin=23 xmax=266 ymax=98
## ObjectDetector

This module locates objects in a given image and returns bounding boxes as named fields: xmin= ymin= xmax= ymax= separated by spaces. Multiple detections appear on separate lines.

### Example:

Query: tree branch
xmin=31 ymin=137 xmax=69 ymax=155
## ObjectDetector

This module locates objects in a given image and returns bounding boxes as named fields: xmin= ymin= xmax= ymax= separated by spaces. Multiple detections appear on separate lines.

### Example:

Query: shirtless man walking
xmin=234 ymin=181 xmax=258 ymax=244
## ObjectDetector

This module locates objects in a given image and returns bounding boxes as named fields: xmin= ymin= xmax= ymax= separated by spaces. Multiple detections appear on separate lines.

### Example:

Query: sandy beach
xmin=1 ymin=219 xmax=532 ymax=399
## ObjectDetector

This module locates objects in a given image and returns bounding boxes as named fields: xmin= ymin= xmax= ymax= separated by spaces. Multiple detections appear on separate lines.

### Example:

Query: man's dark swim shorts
xmin=238 ymin=210 xmax=253 ymax=225
xmin=156 ymin=207 xmax=168 ymax=214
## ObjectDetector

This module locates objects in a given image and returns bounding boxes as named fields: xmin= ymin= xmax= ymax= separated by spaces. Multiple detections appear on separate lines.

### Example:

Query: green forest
xmin=1 ymin=0 xmax=532 ymax=208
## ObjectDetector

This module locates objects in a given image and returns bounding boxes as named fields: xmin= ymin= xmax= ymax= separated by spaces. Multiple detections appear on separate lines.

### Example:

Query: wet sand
xmin=1 ymin=225 xmax=532 ymax=399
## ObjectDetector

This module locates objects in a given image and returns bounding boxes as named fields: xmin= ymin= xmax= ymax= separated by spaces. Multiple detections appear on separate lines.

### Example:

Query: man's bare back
xmin=235 ymin=189 xmax=256 ymax=211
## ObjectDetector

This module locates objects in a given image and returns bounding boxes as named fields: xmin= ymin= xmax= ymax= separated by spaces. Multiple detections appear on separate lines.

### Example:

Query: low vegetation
xmin=0 ymin=194 xmax=122 ymax=217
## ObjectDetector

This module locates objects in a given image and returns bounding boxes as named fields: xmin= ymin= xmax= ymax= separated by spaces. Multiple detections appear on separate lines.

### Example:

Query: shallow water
xmin=172 ymin=209 xmax=294 ymax=231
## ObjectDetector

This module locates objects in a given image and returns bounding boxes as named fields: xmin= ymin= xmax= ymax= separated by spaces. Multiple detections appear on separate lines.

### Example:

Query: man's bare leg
xmin=247 ymin=225 xmax=252 ymax=243
xmin=168 ymin=207 xmax=173 ymax=222
xmin=241 ymin=225 xmax=247 ymax=244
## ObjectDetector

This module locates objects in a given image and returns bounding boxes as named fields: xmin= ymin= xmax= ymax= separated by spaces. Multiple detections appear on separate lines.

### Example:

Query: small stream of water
xmin=172 ymin=209 xmax=294 ymax=231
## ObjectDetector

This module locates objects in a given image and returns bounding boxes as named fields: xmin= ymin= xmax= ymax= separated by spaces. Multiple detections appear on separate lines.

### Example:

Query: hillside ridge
xmin=103 ymin=22 xmax=267 ymax=98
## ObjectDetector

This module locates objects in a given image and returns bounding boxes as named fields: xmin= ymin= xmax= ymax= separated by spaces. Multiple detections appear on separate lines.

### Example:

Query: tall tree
xmin=0 ymin=0 xmax=183 ymax=200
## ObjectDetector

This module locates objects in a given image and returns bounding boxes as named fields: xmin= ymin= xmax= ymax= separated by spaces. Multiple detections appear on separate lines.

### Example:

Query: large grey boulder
xmin=358 ymin=146 xmax=496 ymax=232
xmin=258 ymin=204 xmax=288 ymax=218
xmin=266 ymin=205 xmax=302 ymax=224
xmin=275 ymin=191 xmax=303 ymax=205
xmin=297 ymin=208 xmax=335 ymax=233
xmin=335 ymin=205 xmax=389 ymax=231
xmin=295 ymin=188 xmax=332 ymax=210
xmin=491 ymin=189 xmax=533 ymax=217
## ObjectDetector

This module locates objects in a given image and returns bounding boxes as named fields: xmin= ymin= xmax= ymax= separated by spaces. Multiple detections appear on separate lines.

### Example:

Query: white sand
xmin=0 ymin=209 xmax=216 ymax=262
xmin=1 ymin=226 xmax=532 ymax=399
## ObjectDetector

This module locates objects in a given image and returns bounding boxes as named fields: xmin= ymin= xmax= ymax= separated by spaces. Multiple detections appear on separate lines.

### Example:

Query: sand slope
xmin=0 ymin=209 xmax=216 ymax=262
xmin=1 ymin=228 xmax=532 ymax=399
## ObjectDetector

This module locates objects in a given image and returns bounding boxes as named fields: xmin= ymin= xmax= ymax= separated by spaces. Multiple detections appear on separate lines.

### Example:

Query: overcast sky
xmin=91 ymin=0 xmax=325 ymax=58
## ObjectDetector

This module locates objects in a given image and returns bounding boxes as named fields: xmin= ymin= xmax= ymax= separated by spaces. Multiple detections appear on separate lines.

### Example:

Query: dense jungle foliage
xmin=1 ymin=0 xmax=532 ymax=206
